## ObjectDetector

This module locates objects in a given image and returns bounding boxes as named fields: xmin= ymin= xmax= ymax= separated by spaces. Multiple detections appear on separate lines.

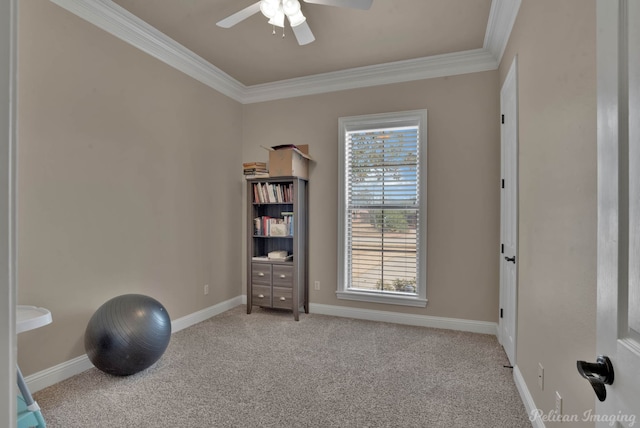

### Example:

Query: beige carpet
xmin=33 ymin=306 xmax=531 ymax=427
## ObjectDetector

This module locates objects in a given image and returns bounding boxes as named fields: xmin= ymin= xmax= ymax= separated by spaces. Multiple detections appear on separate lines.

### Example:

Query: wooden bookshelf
xmin=246 ymin=177 xmax=308 ymax=320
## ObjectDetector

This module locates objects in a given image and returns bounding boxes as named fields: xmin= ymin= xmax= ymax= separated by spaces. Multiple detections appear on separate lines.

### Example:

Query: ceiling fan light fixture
xmin=283 ymin=0 xmax=306 ymax=26
xmin=260 ymin=0 xmax=280 ymax=19
xmin=282 ymin=0 xmax=301 ymax=15
xmin=268 ymin=5 xmax=286 ymax=28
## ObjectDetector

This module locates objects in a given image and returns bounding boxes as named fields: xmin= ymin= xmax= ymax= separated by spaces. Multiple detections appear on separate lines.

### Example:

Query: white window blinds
xmin=345 ymin=125 xmax=421 ymax=294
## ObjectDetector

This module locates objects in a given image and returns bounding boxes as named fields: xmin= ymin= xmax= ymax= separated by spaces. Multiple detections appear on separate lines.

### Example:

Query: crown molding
xmin=49 ymin=0 xmax=516 ymax=104
xmin=483 ymin=0 xmax=522 ymax=63
xmin=240 ymin=48 xmax=498 ymax=103
xmin=50 ymin=0 xmax=246 ymax=101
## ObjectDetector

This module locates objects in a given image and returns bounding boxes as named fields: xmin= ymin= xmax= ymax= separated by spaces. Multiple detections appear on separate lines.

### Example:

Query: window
xmin=337 ymin=110 xmax=427 ymax=307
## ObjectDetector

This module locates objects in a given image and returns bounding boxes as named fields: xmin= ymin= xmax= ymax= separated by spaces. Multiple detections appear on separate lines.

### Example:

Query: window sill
xmin=336 ymin=290 xmax=427 ymax=307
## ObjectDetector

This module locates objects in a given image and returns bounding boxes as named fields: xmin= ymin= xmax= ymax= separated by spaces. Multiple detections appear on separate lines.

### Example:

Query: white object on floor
xmin=17 ymin=306 xmax=52 ymax=334
xmin=16 ymin=305 xmax=52 ymax=428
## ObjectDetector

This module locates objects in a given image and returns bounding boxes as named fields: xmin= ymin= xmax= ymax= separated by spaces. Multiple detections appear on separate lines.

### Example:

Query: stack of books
xmin=243 ymin=162 xmax=269 ymax=179
xmin=252 ymin=182 xmax=293 ymax=204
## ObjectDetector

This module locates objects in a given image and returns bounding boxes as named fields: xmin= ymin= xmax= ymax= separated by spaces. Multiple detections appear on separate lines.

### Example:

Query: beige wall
xmin=17 ymin=0 xmax=243 ymax=375
xmin=500 ymin=0 xmax=597 ymax=424
xmin=243 ymin=71 xmax=501 ymax=321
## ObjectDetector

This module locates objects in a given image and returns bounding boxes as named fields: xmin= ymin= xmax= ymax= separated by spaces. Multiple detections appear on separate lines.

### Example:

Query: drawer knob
xmin=258 ymin=272 xmax=265 ymax=277
xmin=279 ymin=297 xmax=286 ymax=301
xmin=279 ymin=274 xmax=286 ymax=278
xmin=258 ymin=294 xmax=265 ymax=298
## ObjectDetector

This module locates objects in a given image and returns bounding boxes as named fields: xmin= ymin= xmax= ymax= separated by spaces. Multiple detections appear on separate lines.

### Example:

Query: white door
xmin=593 ymin=0 xmax=640 ymax=425
xmin=499 ymin=57 xmax=518 ymax=366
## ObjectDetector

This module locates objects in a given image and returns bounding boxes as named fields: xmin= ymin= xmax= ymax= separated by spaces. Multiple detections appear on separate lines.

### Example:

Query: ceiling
xmin=111 ymin=0 xmax=494 ymax=86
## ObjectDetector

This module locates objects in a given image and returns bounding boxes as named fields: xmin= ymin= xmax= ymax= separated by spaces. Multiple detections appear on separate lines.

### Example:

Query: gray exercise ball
xmin=84 ymin=294 xmax=171 ymax=376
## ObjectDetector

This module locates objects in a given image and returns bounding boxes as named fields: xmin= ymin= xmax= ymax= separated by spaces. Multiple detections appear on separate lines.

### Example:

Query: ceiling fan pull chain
xmin=272 ymin=25 xmax=276 ymax=35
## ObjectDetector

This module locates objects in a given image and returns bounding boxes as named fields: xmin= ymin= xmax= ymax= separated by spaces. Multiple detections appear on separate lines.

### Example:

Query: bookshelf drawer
xmin=272 ymin=287 xmax=292 ymax=310
xmin=252 ymin=285 xmax=271 ymax=307
xmin=251 ymin=263 xmax=272 ymax=285
xmin=272 ymin=265 xmax=293 ymax=288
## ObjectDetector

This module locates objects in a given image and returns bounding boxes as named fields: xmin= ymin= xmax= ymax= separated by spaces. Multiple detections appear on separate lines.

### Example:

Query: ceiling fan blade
xmin=291 ymin=20 xmax=315 ymax=45
xmin=302 ymin=0 xmax=373 ymax=10
xmin=216 ymin=2 xmax=262 ymax=28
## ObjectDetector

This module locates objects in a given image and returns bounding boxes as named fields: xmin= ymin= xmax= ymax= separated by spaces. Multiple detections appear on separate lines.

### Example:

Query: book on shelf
xmin=281 ymin=212 xmax=294 ymax=234
xmin=243 ymin=161 xmax=268 ymax=179
xmin=253 ymin=215 xmax=293 ymax=236
xmin=253 ymin=217 xmax=262 ymax=235
xmin=245 ymin=172 xmax=270 ymax=180
xmin=243 ymin=162 xmax=267 ymax=168
xmin=251 ymin=182 xmax=294 ymax=204
xmin=270 ymin=223 xmax=287 ymax=236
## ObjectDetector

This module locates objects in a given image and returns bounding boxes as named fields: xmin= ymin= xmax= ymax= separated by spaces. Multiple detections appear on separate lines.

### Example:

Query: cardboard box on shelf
xmin=267 ymin=144 xmax=311 ymax=179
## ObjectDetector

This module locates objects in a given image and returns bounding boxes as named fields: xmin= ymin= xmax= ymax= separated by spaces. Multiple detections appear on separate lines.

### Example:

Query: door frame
xmin=499 ymin=56 xmax=519 ymax=365
xmin=0 ymin=0 xmax=18 ymax=427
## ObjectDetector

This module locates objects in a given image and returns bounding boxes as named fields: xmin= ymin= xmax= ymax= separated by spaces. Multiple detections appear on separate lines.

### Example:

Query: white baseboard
xmin=513 ymin=365 xmax=542 ymax=428
xmin=25 ymin=296 xmax=244 ymax=393
xmin=309 ymin=303 xmax=498 ymax=335
xmin=24 ymin=354 xmax=94 ymax=394
xmin=170 ymin=296 xmax=243 ymax=333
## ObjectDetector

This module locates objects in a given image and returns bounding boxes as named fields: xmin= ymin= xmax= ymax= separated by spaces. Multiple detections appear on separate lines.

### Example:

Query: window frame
xmin=337 ymin=110 xmax=428 ymax=307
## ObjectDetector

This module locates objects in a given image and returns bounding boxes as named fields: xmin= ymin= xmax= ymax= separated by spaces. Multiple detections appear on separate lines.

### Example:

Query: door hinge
xmin=500 ymin=308 xmax=504 ymax=318
xmin=501 ymin=244 xmax=504 ymax=254
xmin=501 ymin=179 xmax=505 ymax=189
xmin=501 ymin=114 xmax=505 ymax=124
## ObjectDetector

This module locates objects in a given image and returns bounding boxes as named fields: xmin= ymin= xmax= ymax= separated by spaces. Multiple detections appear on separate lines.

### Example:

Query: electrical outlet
xmin=555 ymin=391 xmax=562 ymax=416
xmin=204 ymin=284 xmax=209 ymax=295
xmin=314 ymin=281 xmax=320 ymax=290
xmin=537 ymin=363 xmax=544 ymax=390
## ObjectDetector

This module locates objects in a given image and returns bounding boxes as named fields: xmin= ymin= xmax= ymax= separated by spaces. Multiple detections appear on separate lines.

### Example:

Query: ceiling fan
xmin=216 ymin=0 xmax=373 ymax=46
